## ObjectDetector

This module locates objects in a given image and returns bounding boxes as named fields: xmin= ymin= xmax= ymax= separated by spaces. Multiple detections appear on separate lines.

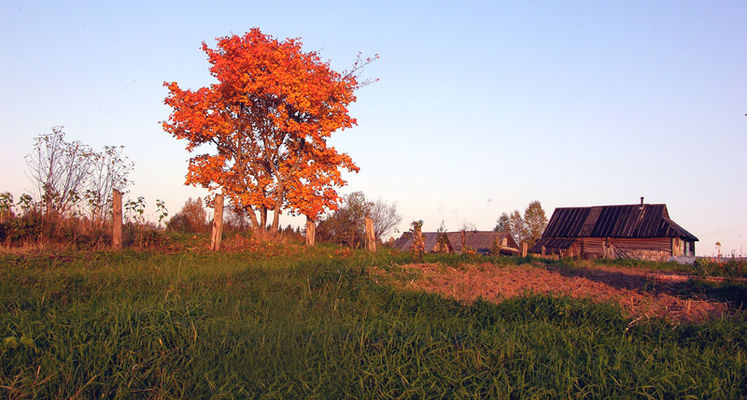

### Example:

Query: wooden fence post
xmin=492 ymin=237 xmax=501 ymax=255
xmin=521 ymin=242 xmax=528 ymax=257
xmin=305 ymin=217 xmax=315 ymax=246
xmin=412 ymin=222 xmax=424 ymax=259
xmin=365 ymin=217 xmax=376 ymax=252
xmin=112 ymin=189 xmax=122 ymax=250
xmin=210 ymin=194 xmax=224 ymax=251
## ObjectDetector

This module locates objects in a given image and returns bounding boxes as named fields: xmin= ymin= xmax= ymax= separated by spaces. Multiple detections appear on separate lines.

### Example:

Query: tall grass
xmin=1 ymin=248 xmax=745 ymax=398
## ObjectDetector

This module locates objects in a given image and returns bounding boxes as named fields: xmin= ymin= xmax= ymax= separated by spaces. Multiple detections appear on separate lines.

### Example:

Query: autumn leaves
xmin=163 ymin=28 xmax=372 ymax=232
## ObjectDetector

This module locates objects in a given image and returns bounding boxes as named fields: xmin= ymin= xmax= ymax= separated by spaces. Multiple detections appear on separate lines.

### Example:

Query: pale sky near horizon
xmin=1 ymin=1 xmax=745 ymax=256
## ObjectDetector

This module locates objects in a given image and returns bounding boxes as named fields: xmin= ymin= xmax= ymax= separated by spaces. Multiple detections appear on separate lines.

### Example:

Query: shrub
xmin=694 ymin=258 xmax=747 ymax=279
xmin=167 ymin=198 xmax=208 ymax=233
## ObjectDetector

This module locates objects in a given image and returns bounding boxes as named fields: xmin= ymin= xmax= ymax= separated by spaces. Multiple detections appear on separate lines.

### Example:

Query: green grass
xmin=1 ymin=247 xmax=745 ymax=399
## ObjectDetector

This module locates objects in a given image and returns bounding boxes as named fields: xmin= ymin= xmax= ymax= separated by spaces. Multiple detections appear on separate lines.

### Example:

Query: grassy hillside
xmin=1 ymin=246 xmax=745 ymax=399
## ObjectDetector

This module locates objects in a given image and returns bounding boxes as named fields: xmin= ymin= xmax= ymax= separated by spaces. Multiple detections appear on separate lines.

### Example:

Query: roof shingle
xmin=541 ymin=204 xmax=697 ymax=240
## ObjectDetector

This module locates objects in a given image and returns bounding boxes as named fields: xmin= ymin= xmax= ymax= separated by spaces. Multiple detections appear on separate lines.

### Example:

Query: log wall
xmin=578 ymin=237 xmax=673 ymax=261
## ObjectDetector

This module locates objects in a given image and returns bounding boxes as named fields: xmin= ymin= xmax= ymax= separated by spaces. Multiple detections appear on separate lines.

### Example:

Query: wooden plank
xmin=209 ymin=194 xmax=224 ymax=251
xmin=365 ymin=217 xmax=376 ymax=252
xmin=112 ymin=189 xmax=122 ymax=250
xmin=305 ymin=217 xmax=316 ymax=246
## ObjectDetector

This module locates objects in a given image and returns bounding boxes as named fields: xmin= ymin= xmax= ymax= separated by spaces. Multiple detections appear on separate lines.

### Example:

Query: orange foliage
xmin=162 ymin=28 xmax=372 ymax=229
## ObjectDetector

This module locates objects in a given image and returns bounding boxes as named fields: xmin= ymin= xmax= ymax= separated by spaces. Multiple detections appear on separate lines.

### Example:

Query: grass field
xmin=1 ymin=244 xmax=745 ymax=399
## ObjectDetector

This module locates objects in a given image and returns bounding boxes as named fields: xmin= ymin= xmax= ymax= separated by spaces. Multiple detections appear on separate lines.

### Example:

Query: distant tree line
xmin=316 ymin=191 xmax=401 ymax=248
xmin=163 ymin=191 xmax=400 ymax=248
xmin=495 ymin=200 xmax=548 ymax=248
xmin=25 ymin=126 xmax=134 ymax=223
xmin=167 ymin=197 xmax=274 ymax=234
xmin=0 ymin=126 xmax=146 ymax=246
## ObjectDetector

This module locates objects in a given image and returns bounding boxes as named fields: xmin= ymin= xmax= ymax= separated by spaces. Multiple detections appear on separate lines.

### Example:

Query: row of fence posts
xmin=110 ymin=189 xmax=531 ymax=256
xmin=410 ymin=226 xmax=530 ymax=257
xmin=109 ymin=190 xmax=377 ymax=252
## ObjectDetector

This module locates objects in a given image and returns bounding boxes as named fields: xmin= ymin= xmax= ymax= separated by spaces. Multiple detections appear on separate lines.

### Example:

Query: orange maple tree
xmin=163 ymin=28 xmax=374 ymax=233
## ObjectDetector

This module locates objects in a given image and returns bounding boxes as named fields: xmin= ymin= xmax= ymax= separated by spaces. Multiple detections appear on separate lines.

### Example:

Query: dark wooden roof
xmin=391 ymin=232 xmax=444 ymax=252
xmin=541 ymin=204 xmax=698 ymax=241
xmin=531 ymin=237 xmax=576 ymax=252
xmin=392 ymin=232 xmax=411 ymax=250
xmin=445 ymin=231 xmax=517 ymax=253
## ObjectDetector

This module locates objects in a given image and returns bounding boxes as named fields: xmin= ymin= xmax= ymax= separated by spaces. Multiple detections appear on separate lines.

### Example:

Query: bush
xmin=123 ymin=222 xmax=166 ymax=248
xmin=167 ymin=198 xmax=208 ymax=233
xmin=694 ymin=258 xmax=747 ymax=279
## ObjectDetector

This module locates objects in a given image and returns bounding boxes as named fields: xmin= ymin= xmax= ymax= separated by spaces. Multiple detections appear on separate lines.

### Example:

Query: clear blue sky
xmin=1 ymin=1 xmax=745 ymax=256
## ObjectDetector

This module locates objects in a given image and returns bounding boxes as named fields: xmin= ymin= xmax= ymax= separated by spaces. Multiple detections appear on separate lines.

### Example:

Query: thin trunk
xmin=246 ymin=205 xmax=261 ymax=230
xmin=272 ymin=207 xmax=281 ymax=233
xmin=271 ymin=182 xmax=284 ymax=233
xmin=260 ymin=207 xmax=267 ymax=231
xmin=235 ymin=104 xmax=263 ymax=232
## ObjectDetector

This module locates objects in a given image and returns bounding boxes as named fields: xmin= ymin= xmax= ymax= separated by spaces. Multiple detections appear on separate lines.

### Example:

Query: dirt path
xmin=373 ymin=263 xmax=734 ymax=323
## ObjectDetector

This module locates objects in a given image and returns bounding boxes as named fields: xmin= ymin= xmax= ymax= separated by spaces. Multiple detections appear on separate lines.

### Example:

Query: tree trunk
xmin=112 ymin=189 xmax=122 ymax=250
xmin=272 ymin=208 xmax=281 ymax=233
xmin=305 ymin=216 xmax=315 ymax=246
xmin=246 ymin=205 xmax=261 ymax=230
xmin=271 ymin=183 xmax=284 ymax=233
xmin=260 ymin=206 xmax=267 ymax=231
xmin=210 ymin=194 xmax=224 ymax=251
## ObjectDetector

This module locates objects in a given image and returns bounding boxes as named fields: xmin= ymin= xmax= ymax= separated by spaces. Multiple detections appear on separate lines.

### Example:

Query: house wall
xmin=672 ymin=238 xmax=683 ymax=257
xmin=577 ymin=237 xmax=673 ymax=261
xmin=686 ymin=240 xmax=695 ymax=256
xmin=669 ymin=238 xmax=697 ymax=257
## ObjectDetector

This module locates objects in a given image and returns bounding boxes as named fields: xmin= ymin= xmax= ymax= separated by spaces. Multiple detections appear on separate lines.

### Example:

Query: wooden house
xmin=529 ymin=201 xmax=698 ymax=261
xmin=393 ymin=231 xmax=519 ymax=255
xmin=392 ymin=232 xmax=446 ymax=253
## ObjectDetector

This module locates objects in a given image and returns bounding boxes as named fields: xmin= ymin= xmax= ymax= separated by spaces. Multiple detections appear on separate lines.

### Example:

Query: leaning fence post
xmin=210 ymin=194 xmax=224 ymax=251
xmin=365 ymin=216 xmax=376 ymax=252
xmin=521 ymin=242 xmax=528 ymax=257
xmin=112 ymin=189 xmax=122 ymax=250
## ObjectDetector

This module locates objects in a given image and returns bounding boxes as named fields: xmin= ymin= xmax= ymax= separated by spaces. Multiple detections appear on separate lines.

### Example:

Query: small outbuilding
xmin=530 ymin=200 xmax=698 ymax=261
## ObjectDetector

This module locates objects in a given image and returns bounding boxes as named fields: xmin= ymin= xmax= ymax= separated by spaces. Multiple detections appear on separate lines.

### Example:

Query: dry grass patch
xmin=373 ymin=262 xmax=731 ymax=323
